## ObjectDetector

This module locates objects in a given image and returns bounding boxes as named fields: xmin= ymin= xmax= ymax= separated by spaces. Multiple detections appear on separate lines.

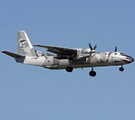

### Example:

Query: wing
xmin=34 ymin=45 xmax=77 ymax=55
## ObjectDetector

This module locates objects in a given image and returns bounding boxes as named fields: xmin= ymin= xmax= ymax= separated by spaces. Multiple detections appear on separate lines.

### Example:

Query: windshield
xmin=120 ymin=52 xmax=126 ymax=56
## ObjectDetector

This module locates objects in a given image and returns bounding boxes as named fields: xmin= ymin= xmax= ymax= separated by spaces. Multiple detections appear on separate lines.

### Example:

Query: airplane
xmin=2 ymin=31 xmax=134 ymax=77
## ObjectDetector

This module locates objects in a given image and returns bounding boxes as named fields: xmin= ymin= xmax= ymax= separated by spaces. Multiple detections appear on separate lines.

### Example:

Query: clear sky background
xmin=0 ymin=0 xmax=135 ymax=120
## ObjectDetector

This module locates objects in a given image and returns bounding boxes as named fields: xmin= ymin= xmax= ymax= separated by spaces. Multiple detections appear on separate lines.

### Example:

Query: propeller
xmin=89 ymin=43 xmax=93 ymax=50
xmin=88 ymin=43 xmax=97 ymax=58
xmin=88 ymin=43 xmax=97 ymax=52
xmin=115 ymin=46 xmax=117 ymax=52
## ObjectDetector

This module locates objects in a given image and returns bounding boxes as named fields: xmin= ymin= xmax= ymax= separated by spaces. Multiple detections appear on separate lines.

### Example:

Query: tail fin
xmin=17 ymin=31 xmax=36 ymax=57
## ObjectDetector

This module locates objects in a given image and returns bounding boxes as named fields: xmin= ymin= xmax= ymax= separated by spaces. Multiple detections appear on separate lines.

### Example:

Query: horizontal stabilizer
xmin=2 ymin=51 xmax=25 ymax=58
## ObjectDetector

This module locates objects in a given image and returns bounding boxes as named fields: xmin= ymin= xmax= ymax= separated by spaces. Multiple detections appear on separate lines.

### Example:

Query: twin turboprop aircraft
xmin=2 ymin=31 xmax=134 ymax=77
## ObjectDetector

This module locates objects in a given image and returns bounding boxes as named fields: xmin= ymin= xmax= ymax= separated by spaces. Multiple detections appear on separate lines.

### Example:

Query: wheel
xmin=89 ymin=71 xmax=96 ymax=77
xmin=66 ymin=66 xmax=73 ymax=72
xmin=119 ymin=67 xmax=124 ymax=71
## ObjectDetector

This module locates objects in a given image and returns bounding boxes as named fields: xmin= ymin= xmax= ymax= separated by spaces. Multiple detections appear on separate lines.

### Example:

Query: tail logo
xmin=19 ymin=39 xmax=28 ymax=49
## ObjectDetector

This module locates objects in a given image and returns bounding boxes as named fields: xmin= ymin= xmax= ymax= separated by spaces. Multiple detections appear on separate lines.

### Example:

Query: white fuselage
xmin=18 ymin=51 xmax=133 ymax=70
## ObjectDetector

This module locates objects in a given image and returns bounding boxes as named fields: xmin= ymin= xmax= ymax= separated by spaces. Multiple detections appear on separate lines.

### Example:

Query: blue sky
xmin=1 ymin=0 xmax=135 ymax=120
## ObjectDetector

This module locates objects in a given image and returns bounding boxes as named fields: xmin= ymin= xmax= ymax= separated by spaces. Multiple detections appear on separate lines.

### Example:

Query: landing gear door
xmin=44 ymin=56 xmax=53 ymax=67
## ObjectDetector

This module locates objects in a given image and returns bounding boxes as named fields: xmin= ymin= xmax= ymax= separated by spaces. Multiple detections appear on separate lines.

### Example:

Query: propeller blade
xmin=115 ymin=46 xmax=117 ymax=52
xmin=93 ymin=44 xmax=97 ymax=50
xmin=89 ymin=43 xmax=93 ymax=50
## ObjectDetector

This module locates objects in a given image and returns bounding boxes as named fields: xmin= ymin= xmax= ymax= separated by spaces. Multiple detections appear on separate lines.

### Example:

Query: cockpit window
xmin=115 ymin=53 xmax=117 ymax=55
xmin=120 ymin=52 xmax=126 ymax=56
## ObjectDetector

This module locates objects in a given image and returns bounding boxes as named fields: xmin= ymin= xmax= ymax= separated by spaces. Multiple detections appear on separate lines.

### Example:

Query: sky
xmin=0 ymin=0 xmax=135 ymax=120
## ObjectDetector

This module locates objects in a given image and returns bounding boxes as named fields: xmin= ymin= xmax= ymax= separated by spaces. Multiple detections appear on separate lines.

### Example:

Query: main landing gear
xmin=66 ymin=60 xmax=73 ymax=72
xmin=66 ymin=66 xmax=73 ymax=72
xmin=89 ymin=68 xmax=96 ymax=77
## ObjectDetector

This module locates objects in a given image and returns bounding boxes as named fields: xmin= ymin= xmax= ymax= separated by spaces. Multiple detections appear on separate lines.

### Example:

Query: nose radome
xmin=126 ymin=56 xmax=134 ymax=62
xmin=132 ymin=57 xmax=134 ymax=62
xmin=130 ymin=56 xmax=134 ymax=62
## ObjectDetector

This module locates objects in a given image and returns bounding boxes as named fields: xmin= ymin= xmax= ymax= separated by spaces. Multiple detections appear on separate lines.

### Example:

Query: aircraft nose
xmin=132 ymin=57 xmax=134 ymax=62
xmin=126 ymin=56 xmax=134 ymax=62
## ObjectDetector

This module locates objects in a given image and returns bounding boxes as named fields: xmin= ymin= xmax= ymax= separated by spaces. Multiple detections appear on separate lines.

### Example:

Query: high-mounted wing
xmin=34 ymin=45 xmax=77 ymax=55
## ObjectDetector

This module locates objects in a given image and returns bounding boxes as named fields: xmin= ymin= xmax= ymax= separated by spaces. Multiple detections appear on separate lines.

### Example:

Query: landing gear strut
xmin=119 ymin=66 xmax=124 ymax=72
xmin=89 ymin=68 xmax=96 ymax=77
xmin=66 ymin=60 xmax=73 ymax=72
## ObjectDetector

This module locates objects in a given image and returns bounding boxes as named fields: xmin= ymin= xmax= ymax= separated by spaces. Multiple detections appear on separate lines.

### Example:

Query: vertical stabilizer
xmin=17 ymin=31 xmax=36 ymax=57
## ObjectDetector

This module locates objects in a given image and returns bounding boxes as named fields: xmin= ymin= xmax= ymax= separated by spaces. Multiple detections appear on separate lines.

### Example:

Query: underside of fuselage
xmin=43 ymin=52 xmax=132 ymax=70
xmin=45 ymin=60 xmax=126 ymax=70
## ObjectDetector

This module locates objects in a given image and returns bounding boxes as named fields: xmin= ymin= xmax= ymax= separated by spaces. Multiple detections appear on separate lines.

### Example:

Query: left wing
xmin=34 ymin=45 xmax=77 ymax=55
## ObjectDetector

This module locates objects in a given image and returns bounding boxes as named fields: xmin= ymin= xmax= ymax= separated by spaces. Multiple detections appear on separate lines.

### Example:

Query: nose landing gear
xmin=119 ymin=66 xmax=124 ymax=71
xmin=89 ymin=68 xmax=96 ymax=77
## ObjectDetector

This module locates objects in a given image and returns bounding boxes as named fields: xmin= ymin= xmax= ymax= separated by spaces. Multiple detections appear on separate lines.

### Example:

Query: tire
xmin=89 ymin=71 xmax=96 ymax=77
xmin=66 ymin=66 xmax=73 ymax=72
xmin=119 ymin=67 xmax=124 ymax=71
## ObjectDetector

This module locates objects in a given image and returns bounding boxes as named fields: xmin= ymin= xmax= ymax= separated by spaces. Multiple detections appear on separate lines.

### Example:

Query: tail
xmin=17 ymin=31 xmax=36 ymax=57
